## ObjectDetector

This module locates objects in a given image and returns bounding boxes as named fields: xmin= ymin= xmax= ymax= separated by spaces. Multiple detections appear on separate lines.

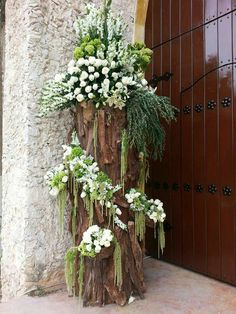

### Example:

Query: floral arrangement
xmin=45 ymin=133 xmax=126 ymax=234
xmin=125 ymin=188 xmax=166 ymax=254
xmin=41 ymin=0 xmax=177 ymax=305
xmin=65 ymin=225 xmax=122 ymax=296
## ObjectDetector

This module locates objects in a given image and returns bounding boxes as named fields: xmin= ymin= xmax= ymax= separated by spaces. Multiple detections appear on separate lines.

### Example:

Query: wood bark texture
xmin=71 ymin=103 xmax=146 ymax=306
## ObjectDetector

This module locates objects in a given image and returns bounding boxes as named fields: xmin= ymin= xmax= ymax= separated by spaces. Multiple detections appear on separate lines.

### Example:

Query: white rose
xmin=103 ymin=78 xmax=110 ymax=86
xmin=94 ymin=72 xmax=100 ymax=78
xmin=106 ymin=201 xmax=111 ymax=208
xmin=81 ymin=191 xmax=86 ymax=198
xmin=86 ymin=244 xmax=92 ymax=252
xmin=141 ymin=78 xmax=148 ymax=86
xmin=104 ymin=241 xmax=111 ymax=248
xmin=74 ymin=88 xmax=81 ymax=95
xmin=77 ymin=58 xmax=85 ymax=66
xmin=115 ymin=82 xmax=123 ymax=89
xmin=76 ymin=94 xmax=84 ymax=102
xmin=85 ymin=86 xmax=92 ymax=93
xmin=80 ymin=71 xmax=88 ymax=80
xmin=80 ymin=81 xmax=86 ymax=87
xmin=88 ymin=66 xmax=95 ymax=73
xmin=95 ymin=245 xmax=101 ymax=253
xmin=95 ymin=59 xmax=102 ymax=67
xmin=116 ymin=208 xmax=122 ymax=215
xmin=62 ymin=176 xmax=68 ymax=183
xmin=88 ymin=93 xmax=94 ymax=99
xmin=112 ymin=72 xmax=118 ymax=80
xmin=88 ymin=56 xmax=96 ymax=64
xmin=89 ymin=74 xmax=95 ymax=81
xmin=93 ymin=84 xmax=98 ymax=90
xmin=84 ymin=60 xmax=89 ymax=66
xmin=102 ymin=67 xmax=110 ymax=75
xmin=110 ymin=61 xmax=116 ymax=68
xmin=49 ymin=187 xmax=59 ymax=197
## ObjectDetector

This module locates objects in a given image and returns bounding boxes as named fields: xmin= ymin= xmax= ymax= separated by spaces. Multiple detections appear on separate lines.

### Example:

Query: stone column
xmin=1 ymin=0 xmax=137 ymax=300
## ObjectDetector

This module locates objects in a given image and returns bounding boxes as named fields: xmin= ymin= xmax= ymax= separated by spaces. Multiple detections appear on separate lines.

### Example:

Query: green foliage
xmin=126 ymin=88 xmax=177 ymax=159
xmin=74 ymin=36 xmax=102 ymax=59
xmin=64 ymin=247 xmax=78 ymax=295
xmin=93 ymin=113 xmax=98 ymax=160
xmin=135 ymin=211 xmax=146 ymax=241
xmin=113 ymin=238 xmax=122 ymax=289
xmin=57 ymin=190 xmax=67 ymax=232
xmin=158 ymin=222 xmax=165 ymax=258
xmin=40 ymin=80 xmax=74 ymax=116
xmin=120 ymin=130 xmax=129 ymax=193
xmin=128 ymin=41 xmax=153 ymax=72
xmin=78 ymin=256 xmax=85 ymax=299
xmin=138 ymin=152 xmax=147 ymax=192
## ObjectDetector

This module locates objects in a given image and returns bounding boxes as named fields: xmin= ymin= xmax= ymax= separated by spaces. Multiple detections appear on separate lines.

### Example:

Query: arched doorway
xmin=145 ymin=0 xmax=236 ymax=285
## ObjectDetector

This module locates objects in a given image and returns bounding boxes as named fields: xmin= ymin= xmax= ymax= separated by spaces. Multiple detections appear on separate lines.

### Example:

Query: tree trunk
xmin=72 ymin=102 xmax=146 ymax=306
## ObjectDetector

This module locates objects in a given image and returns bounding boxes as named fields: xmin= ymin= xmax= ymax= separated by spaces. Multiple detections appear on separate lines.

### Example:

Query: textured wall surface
xmin=1 ymin=0 xmax=137 ymax=300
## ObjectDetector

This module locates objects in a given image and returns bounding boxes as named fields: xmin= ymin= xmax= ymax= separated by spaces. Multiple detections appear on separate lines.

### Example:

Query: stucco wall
xmin=1 ymin=0 xmax=137 ymax=300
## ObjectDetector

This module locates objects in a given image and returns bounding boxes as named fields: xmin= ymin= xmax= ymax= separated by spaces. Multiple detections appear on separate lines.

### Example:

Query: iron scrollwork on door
xmin=172 ymin=183 xmax=179 ymax=191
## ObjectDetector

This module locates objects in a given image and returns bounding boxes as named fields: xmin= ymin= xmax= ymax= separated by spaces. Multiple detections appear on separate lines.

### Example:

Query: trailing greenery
xmin=93 ymin=113 xmax=98 ymax=160
xmin=64 ymin=247 xmax=78 ymax=295
xmin=120 ymin=130 xmax=129 ymax=193
xmin=113 ymin=238 xmax=122 ymax=289
xmin=126 ymin=88 xmax=177 ymax=160
xmin=138 ymin=152 xmax=147 ymax=192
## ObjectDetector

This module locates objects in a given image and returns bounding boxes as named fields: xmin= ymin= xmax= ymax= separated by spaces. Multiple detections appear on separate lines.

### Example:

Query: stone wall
xmin=1 ymin=0 xmax=137 ymax=300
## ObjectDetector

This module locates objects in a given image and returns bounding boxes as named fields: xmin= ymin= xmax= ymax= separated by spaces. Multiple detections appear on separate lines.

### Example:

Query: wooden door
xmin=145 ymin=0 xmax=236 ymax=285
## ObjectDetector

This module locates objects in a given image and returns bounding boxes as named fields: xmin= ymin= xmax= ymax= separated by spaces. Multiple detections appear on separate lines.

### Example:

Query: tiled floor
xmin=1 ymin=258 xmax=236 ymax=314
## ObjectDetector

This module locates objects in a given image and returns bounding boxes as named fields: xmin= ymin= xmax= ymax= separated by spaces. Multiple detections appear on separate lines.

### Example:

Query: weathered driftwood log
xmin=71 ymin=103 xmax=146 ymax=306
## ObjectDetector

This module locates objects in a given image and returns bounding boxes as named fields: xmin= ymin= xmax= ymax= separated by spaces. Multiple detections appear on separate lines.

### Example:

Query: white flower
xmin=103 ymin=78 xmax=110 ymax=86
xmin=115 ymin=82 xmax=123 ymax=89
xmin=95 ymin=245 xmax=101 ymax=253
xmin=58 ymin=164 xmax=64 ymax=171
xmin=106 ymin=201 xmax=111 ymax=208
xmin=141 ymin=78 xmax=148 ymax=86
xmin=93 ymin=84 xmax=98 ymax=90
xmin=104 ymin=241 xmax=111 ymax=248
xmin=68 ymin=67 xmax=79 ymax=75
xmin=84 ymin=60 xmax=89 ymax=66
xmin=77 ymin=58 xmax=85 ymax=66
xmin=49 ymin=187 xmax=59 ymax=196
xmin=83 ymin=233 xmax=92 ymax=243
xmin=154 ymin=199 xmax=161 ymax=206
xmin=102 ymin=67 xmax=110 ymax=75
xmin=88 ymin=66 xmax=95 ymax=73
xmin=94 ymin=72 xmax=100 ymax=78
xmin=112 ymin=72 xmax=118 ymax=80
xmin=95 ymin=59 xmax=102 ymax=67
xmin=86 ymin=244 xmax=92 ymax=252
xmin=68 ymin=60 xmax=75 ymax=68
xmin=76 ymin=94 xmax=84 ymax=102
xmin=85 ymin=86 xmax=92 ymax=93
xmin=81 ymin=191 xmax=86 ymax=198
xmin=110 ymin=61 xmax=116 ymax=68
xmin=74 ymin=88 xmax=81 ymax=95
xmin=88 ymin=93 xmax=94 ymax=99
xmin=54 ymin=73 xmax=65 ymax=82
xmin=62 ymin=176 xmax=68 ymax=183
xmin=89 ymin=74 xmax=95 ymax=81
xmin=116 ymin=208 xmax=122 ymax=215
xmin=102 ymin=60 xmax=108 ymax=66
xmin=80 ymin=71 xmax=88 ymax=80
xmin=80 ymin=81 xmax=86 ymax=87
xmin=88 ymin=56 xmax=96 ymax=64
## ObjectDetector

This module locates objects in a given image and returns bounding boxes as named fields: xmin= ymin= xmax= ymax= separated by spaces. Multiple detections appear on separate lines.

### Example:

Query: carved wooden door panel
xmin=145 ymin=0 xmax=236 ymax=285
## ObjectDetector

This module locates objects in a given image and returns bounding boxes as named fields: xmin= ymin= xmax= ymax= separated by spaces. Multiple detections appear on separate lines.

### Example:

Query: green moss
xmin=135 ymin=211 xmax=146 ymax=241
xmin=120 ymin=130 xmax=129 ymax=194
xmin=113 ymin=238 xmax=122 ymax=289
